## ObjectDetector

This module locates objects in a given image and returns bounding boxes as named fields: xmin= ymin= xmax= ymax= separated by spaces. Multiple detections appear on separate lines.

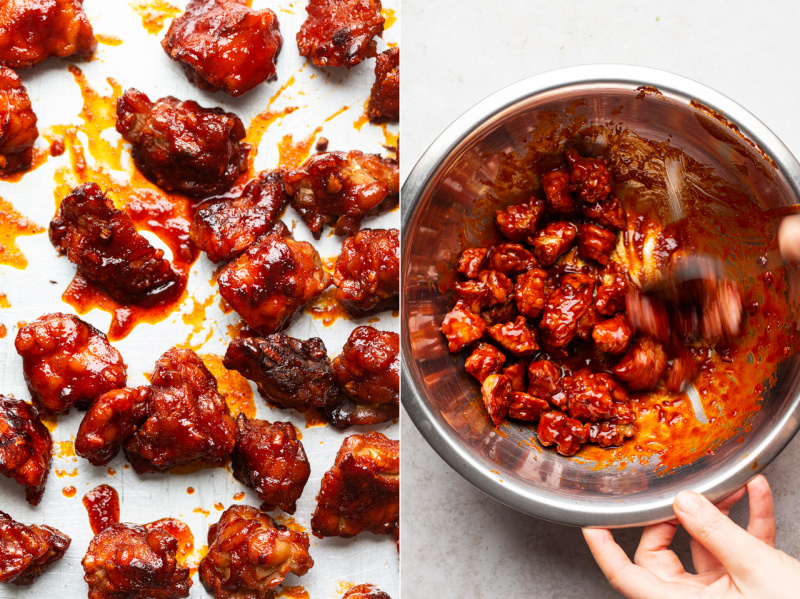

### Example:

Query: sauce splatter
xmin=353 ymin=108 xmax=370 ymax=132
xmin=382 ymin=7 xmax=397 ymax=29
xmin=0 ymin=294 xmax=9 ymax=308
xmin=194 ymin=507 xmax=209 ymax=516
xmin=0 ymin=197 xmax=45 ymax=269
xmin=186 ymin=487 xmax=195 ymax=495
xmin=277 ymin=127 xmax=323 ymax=169
xmin=0 ymin=325 xmax=6 ymax=339
xmin=55 ymin=468 xmax=78 ymax=478
xmin=62 ymin=486 xmax=76 ymax=498
xmin=324 ymin=105 xmax=351 ymax=123
xmin=233 ymin=491 xmax=245 ymax=501
xmin=308 ymin=288 xmax=350 ymax=327
xmin=276 ymin=586 xmax=310 ymax=599
xmin=63 ymin=274 xmax=187 ymax=342
xmin=200 ymin=353 xmax=256 ymax=418
xmin=145 ymin=519 xmax=193 ymax=565
xmin=83 ymin=484 xmax=120 ymax=534
xmin=129 ymin=0 xmax=181 ymax=35
xmin=107 ymin=468 xmax=116 ymax=476
xmin=213 ymin=502 xmax=224 ymax=511
xmin=40 ymin=415 xmax=58 ymax=433
xmin=96 ymin=34 xmax=123 ymax=46
xmin=181 ymin=294 xmax=216 ymax=350
xmin=55 ymin=440 xmax=76 ymax=460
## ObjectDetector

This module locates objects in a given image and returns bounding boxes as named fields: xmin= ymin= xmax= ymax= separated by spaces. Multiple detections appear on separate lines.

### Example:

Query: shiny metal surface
xmin=401 ymin=65 xmax=800 ymax=527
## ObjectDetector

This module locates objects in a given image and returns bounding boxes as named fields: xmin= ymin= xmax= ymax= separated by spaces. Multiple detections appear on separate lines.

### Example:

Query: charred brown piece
xmin=311 ymin=432 xmax=399 ymax=538
xmin=76 ymin=347 xmax=236 ymax=473
xmin=15 ymin=313 xmax=127 ymax=415
xmin=529 ymin=221 xmax=577 ymax=267
xmin=49 ymin=183 xmax=181 ymax=305
xmin=162 ymin=0 xmax=282 ymax=97
xmin=613 ymin=336 xmax=668 ymax=392
xmin=116 ymin=88 xmax=247 ymax=198
xmin=333 ymin=228 xmax=399 ymax=317
xmin=537 ymin=410 xmax=589 ymax=456
xmin=0 ymin=0 xmax=97 ymax=69
xmin=367 ymin=46 xmax=398 ymax=123
xmin=232 ymin=414 xmax=310 ymax=514
xmin=542 ymin=170 xmax=575 ymax=214
xmin=124 ymin=348 xmax=236 ymax=473
xmin=565 ymin=148 xmax=611 ymax=204
xmin=592 ymin=313 xmax=633 ymax=355
xmin=200 ymin=504 xmax=313 ymax=599
xmin=75 ymin=387 xmax=150 ymax=467
xmin=480 ymin=373 xmax=512 ymax=426
xmin=514 ymin=268 xmax=547 ymax=318
xmin=82 ymin=522 xmax=191 ymax=599
xmin=190 ymin=171 xmax=289 ymax=263
xmin=539 ymin=273 xmax=595 ymax=347
xmin=0 ymin=396 xmax=51 ymax=505
xmin=465 ymin=342 xmax=506 ymax=384
xmin=224 ymin=334 xmax=344 ymax=414
xmin=485 ymin=243 xmax=537 ymax=276
xmin=0 ymin=511 xmax=70 ymax=585
xmin=527 ymin=360 xmax=560 ymax=400
xmin=508 ymin=391 xmax=549 ymax=422
xmin=441 ymin=302 xmax=486 ymax=353
xmin=330 ymin=326 xmax=399 ymax=427
xmin=578 ymin=223 xmax=617 ymax=265
xmin=0 ymin=67 xmax=37 ymax=173
xmin=218 ymin=228 xmax=330 ymax=335
xmin=284 ymin=150 xmax=398 ymax=238
xmin=457 ymin=248 xmax=487 ymax=279
xmin=297 ymin=0 xmax=384 ymax=68
xmin=495 ymin=202 xmax=543 ymax=242
xmin=343 ymin=585 xmax=392 ymax=599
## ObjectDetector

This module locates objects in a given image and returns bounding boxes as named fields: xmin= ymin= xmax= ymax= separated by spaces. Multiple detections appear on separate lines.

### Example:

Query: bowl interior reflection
xmin=401 ymin=71 xmax=800 ymax=526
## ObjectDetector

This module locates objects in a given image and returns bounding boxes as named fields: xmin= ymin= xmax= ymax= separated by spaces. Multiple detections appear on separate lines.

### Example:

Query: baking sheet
xmin=0 ymin=0 xmax=399 ymax=597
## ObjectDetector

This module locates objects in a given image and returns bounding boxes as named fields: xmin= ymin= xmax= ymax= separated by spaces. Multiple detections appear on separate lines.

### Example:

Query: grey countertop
xmin=400 ymin=1 xmax=800 ymax=597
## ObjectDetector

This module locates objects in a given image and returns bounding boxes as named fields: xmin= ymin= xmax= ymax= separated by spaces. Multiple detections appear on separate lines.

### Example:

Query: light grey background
xmin=400 ymin=2 xmax=800 ymax=597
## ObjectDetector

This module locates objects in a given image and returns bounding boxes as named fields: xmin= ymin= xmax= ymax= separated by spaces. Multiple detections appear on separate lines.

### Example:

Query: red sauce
xmin=187 ymin=487 xmax=195 ymax=495
xmin=0 ymin=197 xmax=45 ymax=269
xmin=276 ymin=586 xmax=310 ymax=599
xmin=233 ymin=492 xmax=245 ymax=501
xmin=213 ymin=502 xmax=224 ymax=511
xmin=82 ymin=484 xmax=120 ymax=534
xmin=308 ymin=288 xmax=350 ymax=327
xmin=200 ymin=354 xmax=255 ymax=418
xmin=277 ymin=127 xmax=323 ymax=169
xmin=62 ymin=486 xmax=76 ymax=498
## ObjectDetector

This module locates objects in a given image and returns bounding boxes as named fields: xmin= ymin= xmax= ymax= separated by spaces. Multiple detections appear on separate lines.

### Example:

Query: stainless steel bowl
xmin=401 ymin=65 xmax=800 ymax=527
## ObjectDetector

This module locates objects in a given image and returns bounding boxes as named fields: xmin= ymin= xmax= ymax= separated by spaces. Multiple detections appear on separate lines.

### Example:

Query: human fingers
xmin=583 ymin=528 xmax=678 ymax=599
xmin=692 ymin=485 xmax=748 ymax=573
xmin=713 ymin=486 xmax=747 ymax=516
xmin=673 ymin=490 xmax=768 ymax=575
xmin=745 ymin=475 xmax=777 ymax=548
xmin=779 ymin=215 xmax=800 ymax=262
xmin=634 ymin=522 xmax=686 ymax=578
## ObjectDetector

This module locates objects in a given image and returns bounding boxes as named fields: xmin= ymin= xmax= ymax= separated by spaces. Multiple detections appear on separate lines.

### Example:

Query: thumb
xmin=674 ymin=490 xmax=769 ymax=575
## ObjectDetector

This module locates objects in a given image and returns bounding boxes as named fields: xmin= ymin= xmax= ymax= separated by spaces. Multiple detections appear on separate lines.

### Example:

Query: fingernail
xmin=675 ymin=490 xmax=704 ymax=513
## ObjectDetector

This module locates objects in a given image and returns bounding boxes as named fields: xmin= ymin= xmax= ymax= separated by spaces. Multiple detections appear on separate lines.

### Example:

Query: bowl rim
xmin=400 ymin=64 xmax=800 ymax=527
